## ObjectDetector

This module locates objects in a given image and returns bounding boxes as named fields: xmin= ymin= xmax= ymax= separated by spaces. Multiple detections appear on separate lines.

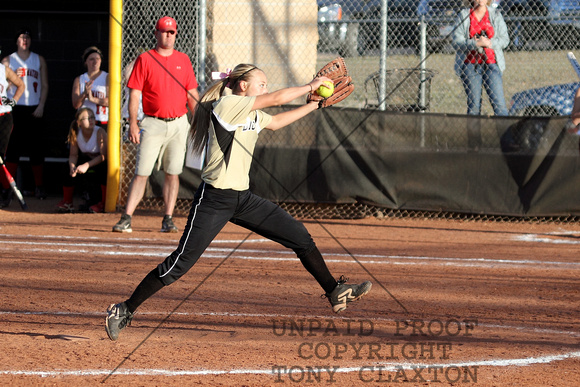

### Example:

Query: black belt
xmin=148 ymin=115 xmax=178 ymax=122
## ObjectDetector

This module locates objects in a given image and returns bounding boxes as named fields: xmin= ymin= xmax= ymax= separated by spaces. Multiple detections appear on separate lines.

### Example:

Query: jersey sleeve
xmin=126 ymin=54 xmax=145 ymax=91
xmin=183 ymin=54 xmax=199 ymax=90
xmin=256 ymin=110 xmax=273 ymax=131
xmin=213 ymin=95 xmax=255 ymax=126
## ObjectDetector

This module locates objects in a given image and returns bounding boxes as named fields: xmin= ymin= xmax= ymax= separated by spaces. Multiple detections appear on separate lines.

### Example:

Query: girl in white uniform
xmin=7 ymin=51 xmax=41 ymax=105
xmin=0 ymin=60 xmax=25 ymax=208
xmin=72 ymin=47 xmax=109 ymax=129
xmin=2 ymin=28 xmax=49 ymax=200
xmin=57 ymin=107 xmax=107 ymax=213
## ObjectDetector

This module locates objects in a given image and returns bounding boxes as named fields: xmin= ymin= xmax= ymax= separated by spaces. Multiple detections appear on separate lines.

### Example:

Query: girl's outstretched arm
xmin=266 ymin=101 xmax=319 ymax=131
xmin=252 ymin=76 xmax=330 ymax=110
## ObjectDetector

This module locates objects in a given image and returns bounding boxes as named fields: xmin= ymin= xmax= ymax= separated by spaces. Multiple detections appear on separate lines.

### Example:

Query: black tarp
xmin=149 ymin=107 xmax=580 ymax=217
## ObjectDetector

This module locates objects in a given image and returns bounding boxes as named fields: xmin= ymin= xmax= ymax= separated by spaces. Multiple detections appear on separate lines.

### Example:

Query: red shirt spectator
xmin=466 ymin=9 xmax=497 ymax=65
xmin=128 ymin=49 xmax=198 ymax=119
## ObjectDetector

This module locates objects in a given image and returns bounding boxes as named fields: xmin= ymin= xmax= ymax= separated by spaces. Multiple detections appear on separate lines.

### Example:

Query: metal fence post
xmin=378 ymin=0 xmax=388 ymax=111
xmin=419 ymin=14 xmax=427 ymax=147
xmin=198 ymin=0 xmax=207 ymax=91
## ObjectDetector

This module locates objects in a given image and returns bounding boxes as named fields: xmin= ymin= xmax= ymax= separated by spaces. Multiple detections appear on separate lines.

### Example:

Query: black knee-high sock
xmin=125 ymin=269 xmax=165 ymax=313
xmin=297 ymin=245 xmax=338 ymax=294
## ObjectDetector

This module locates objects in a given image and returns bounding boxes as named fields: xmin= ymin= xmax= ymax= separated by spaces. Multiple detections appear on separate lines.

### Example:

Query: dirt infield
xmin=0 ymin=197 xmax=579 ymax=386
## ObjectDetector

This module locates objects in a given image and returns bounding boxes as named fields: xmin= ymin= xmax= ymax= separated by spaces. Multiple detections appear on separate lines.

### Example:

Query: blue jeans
xmin=460 ymin=63 xmax=508 ymax=116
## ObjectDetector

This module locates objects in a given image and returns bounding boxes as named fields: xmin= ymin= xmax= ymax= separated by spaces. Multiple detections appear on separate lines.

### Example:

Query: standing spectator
xmin=0 ymin=59 xmax=25 ymax=208
xmin=72 ymin=46 xmax=109 ymax=130
xmin=57 ymin=107 xmax=107 ymax=213
xmin=1 ymin=27 xmax=49 ymax=200
xmin=452 ymin=0 xmax=509 ymax=116
xmin=112 ymin=16 xmax=199 ymax=233
xmin=565 ymin=86 xmax=580 ymax=152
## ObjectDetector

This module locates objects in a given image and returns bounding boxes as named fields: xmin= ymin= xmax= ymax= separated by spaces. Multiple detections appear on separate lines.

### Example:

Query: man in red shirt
xmin=113 ymin=16 xmax=199 ymax=233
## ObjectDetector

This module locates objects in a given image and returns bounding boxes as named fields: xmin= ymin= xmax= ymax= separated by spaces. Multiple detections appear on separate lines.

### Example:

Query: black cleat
xmin=105 ymin=302 xmax=134 ymax=341
xmin=113 ymin=214 xmax=132 ymax=233
xmin=324 ymin=276 xmax=372 ymax=313
xmin=160 ymin=215 xmax=178 ymax=233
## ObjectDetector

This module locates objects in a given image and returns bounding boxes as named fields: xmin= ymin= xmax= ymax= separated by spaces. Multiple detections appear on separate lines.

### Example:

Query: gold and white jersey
xmin=201 ymin=95 xmax=273 ymax=191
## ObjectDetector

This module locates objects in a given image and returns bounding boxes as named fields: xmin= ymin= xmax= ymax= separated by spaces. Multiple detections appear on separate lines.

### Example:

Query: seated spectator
xmin=57 ymin=107 xmax=107 ymax=213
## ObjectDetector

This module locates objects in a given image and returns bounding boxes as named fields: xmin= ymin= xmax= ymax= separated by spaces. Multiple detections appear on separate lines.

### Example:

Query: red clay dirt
xmin=0 ymin=197 xmax=579 ymax=386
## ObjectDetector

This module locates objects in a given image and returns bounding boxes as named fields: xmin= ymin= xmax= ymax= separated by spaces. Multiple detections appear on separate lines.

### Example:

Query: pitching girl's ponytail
xmin=190 ymin=64 xmax=259 ymax=154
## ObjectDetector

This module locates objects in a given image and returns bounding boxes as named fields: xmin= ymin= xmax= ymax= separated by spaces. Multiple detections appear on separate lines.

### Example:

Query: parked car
xmin=317 ymin=0 xmax=580 ymax=55
xmin=317 ymin=0 xmax=366 ymax=57
xmin=505 ymin=81 xmax=578 ymax=151
xmin=508 ymin=82 xmax=579 ymax=116
xmin=502 ymin=0 xmax=580 ymax=50
xmin=316 ymin=0 xmax=421 ymax=56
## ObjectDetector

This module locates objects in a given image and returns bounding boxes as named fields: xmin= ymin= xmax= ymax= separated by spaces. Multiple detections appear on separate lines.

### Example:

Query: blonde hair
xmin=68 ymin=107 xmax=94 ymax=145
xmin=190 ymin=64 xmax=260 ymax=154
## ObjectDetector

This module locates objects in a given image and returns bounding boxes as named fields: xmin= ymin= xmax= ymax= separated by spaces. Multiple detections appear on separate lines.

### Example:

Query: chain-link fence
xmin=317 ymin=0 xmax=580 ymax=114
xmin=118 ymin=0 xmax=580 ymax=220
xmin=119 ymin=0 xmax=580 ymax=118
xmin=118 ymin=0 xmax=199 ymax=211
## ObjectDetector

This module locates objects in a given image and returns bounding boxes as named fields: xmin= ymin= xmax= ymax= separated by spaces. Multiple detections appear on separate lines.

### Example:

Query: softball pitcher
xmin=105 ymin=64 xmax=371 ymax=341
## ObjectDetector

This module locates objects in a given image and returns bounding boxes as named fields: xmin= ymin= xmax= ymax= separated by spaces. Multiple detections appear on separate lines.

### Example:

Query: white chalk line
xmin=1 ymin=232 xmax=577 ymax=377
xmin=512 ymin=232 xmax=580 ymax=245
xmin=1 ymin=309 xmax=579 ymax=339
xmin=0 ymin=351 xmax=579 ymax=377
xmin=0 ymin=239 xmax=577 ymax=269
xmin=0 ymin=234 xmax=276 ymax=247
xmin=0 ymin=244 xmax=577 ymax=268
xmin=1 ymin=232 xmax=578 ymax=267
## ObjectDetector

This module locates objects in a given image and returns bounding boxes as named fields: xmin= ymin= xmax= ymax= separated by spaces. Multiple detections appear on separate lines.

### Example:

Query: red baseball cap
xmin=156 ymin=16 xmax=177 ymax=32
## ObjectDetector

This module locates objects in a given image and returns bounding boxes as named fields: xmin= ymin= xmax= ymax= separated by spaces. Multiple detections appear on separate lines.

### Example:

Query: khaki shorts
xmin=135 ymin=114 xmax=189 ymax=176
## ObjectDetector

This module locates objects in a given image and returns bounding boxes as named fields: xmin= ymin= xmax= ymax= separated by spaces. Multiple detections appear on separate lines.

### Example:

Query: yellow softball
xmin=317 ymin=81 xmax=334 ymax=98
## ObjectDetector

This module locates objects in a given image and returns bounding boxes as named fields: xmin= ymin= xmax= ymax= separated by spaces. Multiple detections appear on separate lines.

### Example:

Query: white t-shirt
xmin=77 ymin=126 xmax=101 ymax=157
xmin=7 ymin=52 xmax=41 ymax=106
xmin=80 ymin=71 xmax=108 ymax=122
